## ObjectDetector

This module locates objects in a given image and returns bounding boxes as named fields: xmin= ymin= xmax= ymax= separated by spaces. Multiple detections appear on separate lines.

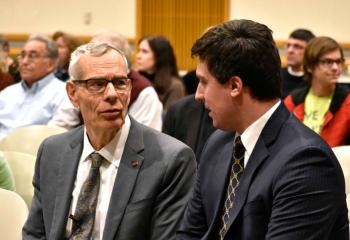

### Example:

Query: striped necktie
xmin=219 ymin=136 xmax=245 ymax=240
xmin=69 ymin=152 xmax=104 ymax=239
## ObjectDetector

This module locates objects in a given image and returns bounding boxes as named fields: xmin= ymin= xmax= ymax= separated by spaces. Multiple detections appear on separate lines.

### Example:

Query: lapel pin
xmin=132 ymin=160 xmax=140 ymax=168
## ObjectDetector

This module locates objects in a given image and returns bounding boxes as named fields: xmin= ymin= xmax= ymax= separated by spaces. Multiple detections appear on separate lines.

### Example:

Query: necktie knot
xmin=90 ymin=152 xmax=104 ymax=169
xmin=233 ymin=136 xmax=245 ymax=160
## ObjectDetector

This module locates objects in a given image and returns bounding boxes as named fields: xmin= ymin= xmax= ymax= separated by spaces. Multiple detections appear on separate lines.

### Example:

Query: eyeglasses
xmin=18 ymin=51 xmax=48 ymax=62
xmin=73 ymin=78 xmax=130 ymax=94
xmin=318 ymin=58 xmax=344 ymax=68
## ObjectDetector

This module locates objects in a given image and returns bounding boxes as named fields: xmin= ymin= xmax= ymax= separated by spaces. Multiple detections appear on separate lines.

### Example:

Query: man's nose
xmin=195 ymin=84 xmax=204 ymax=101
xmin=104 ymin=82 xmax=118 ymax=99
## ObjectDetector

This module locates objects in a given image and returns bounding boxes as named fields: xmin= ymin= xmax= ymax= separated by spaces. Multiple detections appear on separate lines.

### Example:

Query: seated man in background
xmin=23 ymin=42 xmax=196 ymax=239
xmin=281 ymin=29 xmax=315 ymax=98
xmin=163 ymin=94 xmax=215 ymax=161
xmin=284 ymin=36 xmax=350 ymax=147
xmin=49 ymin=30 xmax=163 ymax=131
xmin=0 ymin=34 xmax=67 ymax=139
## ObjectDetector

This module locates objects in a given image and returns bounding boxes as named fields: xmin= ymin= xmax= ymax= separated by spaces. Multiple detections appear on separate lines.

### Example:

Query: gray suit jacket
xmin=23 ymin=118 xmax=196 ymax=240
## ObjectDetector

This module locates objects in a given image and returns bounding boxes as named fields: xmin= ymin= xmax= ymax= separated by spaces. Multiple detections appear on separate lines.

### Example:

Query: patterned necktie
xmin=219 ymin=136 xmax=245 ymax=240
xmin=69 ymin=152 xmax=104 ymax=239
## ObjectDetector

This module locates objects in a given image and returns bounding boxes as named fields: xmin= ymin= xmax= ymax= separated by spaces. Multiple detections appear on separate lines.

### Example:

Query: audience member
xmin=0 ymin=35 xmax=14 ymax=72
xmin=0 ymin=34 xmax=67 ymax=139
xmin=177 ymin=19 xmax=348 ymax=239
xmin=52 ymin=31 xmax=81 ymax=81
xmin=0 ymin=35 xmax=20 ymax=84
xmin=0 ymin=151 xmax=15 ymax=191
xmin=284 ymin=36 xmax=350 ymax=147
xmin=23 ymin=42 xmax=196 ymax=239
xmin=182 ymin=69 xmax=198 ymax=95
xmin=136 ymin=35 xmax=185 ymax=113
xmin=163 ymin=94 xmax=215 ymax=160
xmin=281 ymin=29 xmax=315 ymax=98
xmin=49 ymin=30 xmax=163 ymax=130
xmin=0 ymin=49 xmax=15 ymax=90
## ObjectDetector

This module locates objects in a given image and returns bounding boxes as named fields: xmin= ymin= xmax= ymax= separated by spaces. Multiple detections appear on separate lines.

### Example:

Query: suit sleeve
xmin=266 ymin=147 xmax=349 ymax=239
xmin=22 ymin=143 xmax=47 ymax=240
xmin=150 ymin=146 xmax=196 ymax=240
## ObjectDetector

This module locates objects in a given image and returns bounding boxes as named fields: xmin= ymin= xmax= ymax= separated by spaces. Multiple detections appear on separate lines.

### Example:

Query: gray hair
xmin=91 ymin=30 xmax=132 ymax=69
xmin=28 ymin=33 xmax=58 ymax=59
xmin=69 ymin=42 xmax=130 ymax=80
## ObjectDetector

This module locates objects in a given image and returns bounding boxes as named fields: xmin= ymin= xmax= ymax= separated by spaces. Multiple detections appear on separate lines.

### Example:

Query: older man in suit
xmin=22 ymin=42 xmax=196 ymax=240
xmin=177 ymin=19 xmax=348 ymax=239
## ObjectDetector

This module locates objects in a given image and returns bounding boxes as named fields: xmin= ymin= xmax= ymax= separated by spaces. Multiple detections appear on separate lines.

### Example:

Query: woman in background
xmin=284 ymin=36 xmax=350 ymax=147
xmin=52 ymin=31 xmax=81 ymax=81
xmin=136 ymin=35 xmax=185 ymax=113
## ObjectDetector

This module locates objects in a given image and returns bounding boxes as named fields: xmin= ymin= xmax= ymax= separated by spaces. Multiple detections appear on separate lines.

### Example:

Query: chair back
xmin=0 ymin=188 xmax=28 ymax=239
xmin=332 ymin=145 xmax=350 ymax=220
xmin=2 ymin=151 xmax=36 ymax=208
xmin=0 ymin=125 xmax=66 ymax=156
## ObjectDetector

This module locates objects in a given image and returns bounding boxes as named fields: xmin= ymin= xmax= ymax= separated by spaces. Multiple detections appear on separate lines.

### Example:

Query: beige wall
xmin=230 ymin=0 xmax=350 ymax=42
xmin=0 ymin=0 xmax=136 ymax=37
xmin=0 ymin=0 xmax=349 ymax=42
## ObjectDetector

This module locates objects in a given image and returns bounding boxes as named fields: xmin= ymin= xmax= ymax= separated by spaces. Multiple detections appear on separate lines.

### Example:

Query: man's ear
xmin=229 ymin=76 xmax=243 ymax=97
xmin=66 ymin=81 xmax=79 ymax=108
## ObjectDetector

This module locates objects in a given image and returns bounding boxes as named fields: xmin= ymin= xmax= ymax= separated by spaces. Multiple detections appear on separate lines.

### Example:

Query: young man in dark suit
xmin=177 ymin=19 xmax=348 ymax=240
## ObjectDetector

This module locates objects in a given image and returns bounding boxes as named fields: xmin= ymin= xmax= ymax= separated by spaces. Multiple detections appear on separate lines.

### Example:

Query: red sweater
xmin=284 ymin=84 xmax=350 ymax=147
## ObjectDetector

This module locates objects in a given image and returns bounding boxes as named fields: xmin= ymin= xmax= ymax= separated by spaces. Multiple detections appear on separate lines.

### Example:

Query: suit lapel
xmin=224 ymin=139 xmax=269 ymax=236
xmin=205 ymin=132 xmax=235 ymax=237
xmin=103 ymin=119 xmax=144 ymax=240
xmin=49 ymin=127 xmax=84 ymax=240
xmin=223 ymin=103 xmax=291 ymax=238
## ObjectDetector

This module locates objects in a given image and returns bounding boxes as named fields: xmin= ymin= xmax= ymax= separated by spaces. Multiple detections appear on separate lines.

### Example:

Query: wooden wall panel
xmin=137 ymin=0 xmax=228 ymax=70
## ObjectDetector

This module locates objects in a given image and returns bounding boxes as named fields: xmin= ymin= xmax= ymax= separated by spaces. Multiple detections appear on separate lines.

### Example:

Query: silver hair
xmin=69 ymin=42 xmax=130 ymax=80
xmin=28 ymin=33 xmax=58 ymax=59
xmin=91 ymin=30 xmax=132 ymax=69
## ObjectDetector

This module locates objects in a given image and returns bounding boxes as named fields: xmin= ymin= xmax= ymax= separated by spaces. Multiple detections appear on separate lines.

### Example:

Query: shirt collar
xmin=287 ymin=66 xmax=304 ymax=77
xmin=81 ymin=115 xmax=131 ymax=167
xmin=240 ymin=100 xmax=281 ymax=158
xmin=20 ymin=72 xmax=56 ymax=92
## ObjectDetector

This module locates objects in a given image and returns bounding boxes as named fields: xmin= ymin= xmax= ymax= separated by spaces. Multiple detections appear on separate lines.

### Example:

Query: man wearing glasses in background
xmin=0 ymin=34 xmax=67 ymax=139
xmin=22 ymin=42 xmax=196 ymax=239
xmin=281 ymin=29 xmax=315 ymax=98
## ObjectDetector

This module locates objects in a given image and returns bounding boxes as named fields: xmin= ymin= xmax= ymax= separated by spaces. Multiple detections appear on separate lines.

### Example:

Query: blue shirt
xmin=0 ymin=73 xmax=68 ymax=139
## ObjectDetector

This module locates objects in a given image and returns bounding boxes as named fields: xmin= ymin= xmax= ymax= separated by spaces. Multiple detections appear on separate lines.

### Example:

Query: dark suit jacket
xmin=177 ymin=104 xmax=349 ymax=240
xmin=23 ymin=118 xmax=196 ymax=240
xmin=163 ymin=94 xmax=215 ymax=161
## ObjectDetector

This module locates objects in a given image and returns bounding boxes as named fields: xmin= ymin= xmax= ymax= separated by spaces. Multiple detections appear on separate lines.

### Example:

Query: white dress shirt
xmin=66 ymin=115 xmax=131 ymax=239
xmin=240 ymin=100 xmax=281 ymax=167
xmin=128 ymin=86 xmax=163 ymax=131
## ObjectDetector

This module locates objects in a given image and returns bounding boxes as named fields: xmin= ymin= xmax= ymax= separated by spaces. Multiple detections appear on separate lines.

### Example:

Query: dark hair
xmin=191 ymin=19 xmax=281 ymax=100
xmin=52 ymin=31 xmax=81 ymax=54
xmin=52 ymin=31 xmax=81 ymax=70
xmin=303 ymin=36 xmax=344 ymax=82
xmin=289 ymin=29 xmax=315 ymax=42
xmin=138 ymin=35 xmax=179 ymax=94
